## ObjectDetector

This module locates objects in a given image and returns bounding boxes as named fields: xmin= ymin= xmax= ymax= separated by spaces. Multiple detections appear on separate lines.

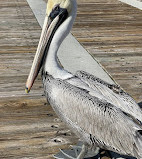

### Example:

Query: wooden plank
xmin=0 ymin=0 xmax=77 ymax=158
xmin=71 ymin=0 xmax=142 ymax=101
xmin=0 ymin=98 xmax=77 ymax=159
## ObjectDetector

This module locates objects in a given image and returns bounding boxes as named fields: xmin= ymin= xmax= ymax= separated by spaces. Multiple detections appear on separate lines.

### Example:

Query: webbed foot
xmin=53 ymin=141 xmax=100 ymax=159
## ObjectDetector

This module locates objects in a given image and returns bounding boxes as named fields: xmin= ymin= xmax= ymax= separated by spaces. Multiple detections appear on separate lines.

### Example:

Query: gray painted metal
xmin=119 ymin=0 xmax=142 ymax=10
xmin=26 ymin=0 xmax=115 ymax=84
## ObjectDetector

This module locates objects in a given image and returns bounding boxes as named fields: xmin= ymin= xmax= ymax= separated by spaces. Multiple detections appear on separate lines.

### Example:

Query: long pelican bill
xmin=25 ymin=7 xmax=68 ymax=93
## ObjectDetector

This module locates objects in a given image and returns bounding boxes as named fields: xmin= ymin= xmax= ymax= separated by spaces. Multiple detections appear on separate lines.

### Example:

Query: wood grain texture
xmin=0 ymin=0 xmax=77 ymax=158
xmin=72 ymin=0 xmax=142 ymax=102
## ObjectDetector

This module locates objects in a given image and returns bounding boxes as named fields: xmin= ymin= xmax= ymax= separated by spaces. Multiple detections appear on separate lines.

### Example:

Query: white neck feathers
xmin=44 ymin=0 xmax=77 ymax=79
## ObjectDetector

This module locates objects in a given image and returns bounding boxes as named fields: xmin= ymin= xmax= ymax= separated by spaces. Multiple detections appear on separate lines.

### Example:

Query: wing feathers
xmin=44 ymin=74 xmax=142 ymax=158
xmin=75 ymin=70 xmax=142 ymax=123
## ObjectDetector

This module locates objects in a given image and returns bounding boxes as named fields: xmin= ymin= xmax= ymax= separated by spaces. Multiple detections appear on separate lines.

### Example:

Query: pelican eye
xmin=49 ymin=4 xmax=61 ymax=20
xmin=54 ymin=5 xmax=60 ymax=11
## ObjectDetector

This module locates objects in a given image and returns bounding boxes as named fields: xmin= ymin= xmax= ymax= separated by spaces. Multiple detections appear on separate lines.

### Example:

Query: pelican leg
xmin=77 ymin=144 xmax=88 ymax=159
xmin=70 ymin=145 xmax=82 ymax=157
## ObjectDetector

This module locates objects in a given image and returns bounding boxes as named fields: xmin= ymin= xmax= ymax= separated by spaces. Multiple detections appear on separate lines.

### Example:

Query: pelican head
xmin=25 ymin=0 xmax=77 ymax=93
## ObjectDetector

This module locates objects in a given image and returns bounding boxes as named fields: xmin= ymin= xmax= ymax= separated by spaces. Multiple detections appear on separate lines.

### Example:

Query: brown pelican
xmin=25 ymin=0 xmax=142 ymax=158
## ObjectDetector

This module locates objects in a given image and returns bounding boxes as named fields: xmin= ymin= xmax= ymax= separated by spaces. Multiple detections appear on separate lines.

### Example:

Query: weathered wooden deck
xmin=0 ymin=0 xmax=77 ymax=158
xmin=0 ymin=0 xmax=142 ymax=158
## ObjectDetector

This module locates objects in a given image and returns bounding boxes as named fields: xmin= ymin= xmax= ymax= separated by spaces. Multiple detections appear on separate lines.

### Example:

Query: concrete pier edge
xmin=119 ymin=0 xmax=142 ymax=10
